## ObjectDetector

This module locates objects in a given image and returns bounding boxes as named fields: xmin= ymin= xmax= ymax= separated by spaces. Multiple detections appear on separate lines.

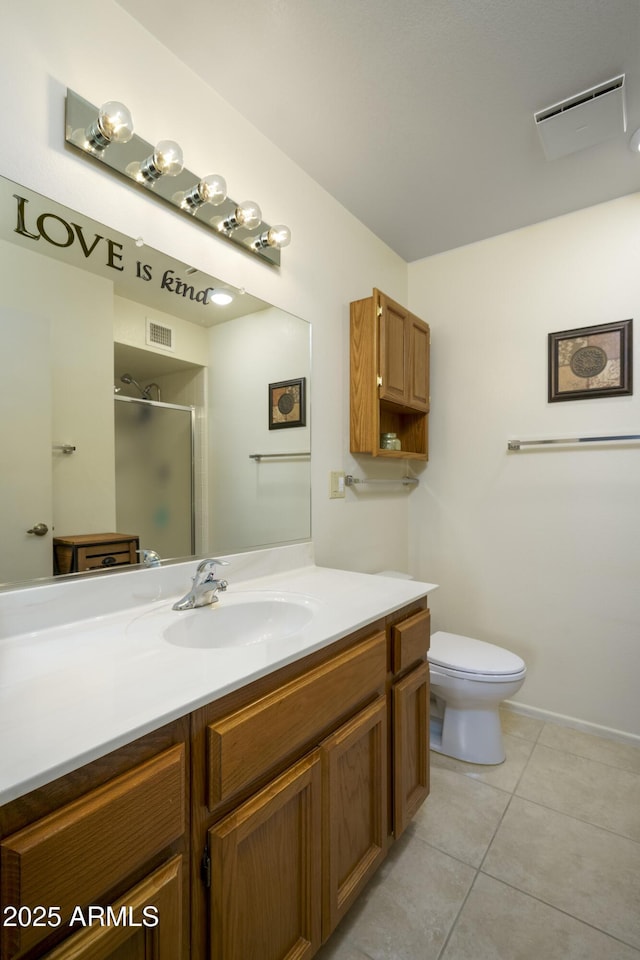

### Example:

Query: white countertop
xmin=0 ymin=544 xmax=437 ymax=806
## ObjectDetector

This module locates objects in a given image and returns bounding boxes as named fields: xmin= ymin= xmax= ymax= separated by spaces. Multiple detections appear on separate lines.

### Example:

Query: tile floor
xmin=316 ymin=709 xmax=640 ymax=960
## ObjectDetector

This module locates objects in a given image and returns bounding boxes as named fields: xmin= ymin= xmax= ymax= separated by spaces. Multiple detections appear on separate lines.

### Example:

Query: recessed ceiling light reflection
xmin=210 ymin=289 xmax=234 ymax=306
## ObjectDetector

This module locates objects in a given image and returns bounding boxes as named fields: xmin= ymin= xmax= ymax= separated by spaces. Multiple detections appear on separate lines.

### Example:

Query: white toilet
xmin=428 ymin=631 xmax=526 ymax=765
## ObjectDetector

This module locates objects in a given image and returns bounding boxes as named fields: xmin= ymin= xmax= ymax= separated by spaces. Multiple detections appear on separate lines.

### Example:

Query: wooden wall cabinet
xmin=0 ymin=601 xmax=431 ymax=960
xmin=350 ymin=289 xmax=430 ymax=460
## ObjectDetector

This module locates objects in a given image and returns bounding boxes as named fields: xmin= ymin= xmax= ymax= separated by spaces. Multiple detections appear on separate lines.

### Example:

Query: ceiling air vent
xmin=146 ymin=318 xmax=174 ymax=352
xmin=534 ymin=75 xmax=626 ymax=160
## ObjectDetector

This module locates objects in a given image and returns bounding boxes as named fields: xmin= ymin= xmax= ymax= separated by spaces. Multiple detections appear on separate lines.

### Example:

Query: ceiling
xmin=115 ymin=0 xmax=640 ymax=262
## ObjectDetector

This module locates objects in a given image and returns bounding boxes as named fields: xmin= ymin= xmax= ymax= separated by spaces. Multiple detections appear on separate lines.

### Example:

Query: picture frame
xmin=548 ymin=319 xmax=632 ymax=402
xmin=268 ymin=377 xmax=306 ymax=429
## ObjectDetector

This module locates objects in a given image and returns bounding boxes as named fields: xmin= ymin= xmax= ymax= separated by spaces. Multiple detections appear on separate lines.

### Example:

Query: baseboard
xmin=502 ymin=700 xmax=640 ymax=748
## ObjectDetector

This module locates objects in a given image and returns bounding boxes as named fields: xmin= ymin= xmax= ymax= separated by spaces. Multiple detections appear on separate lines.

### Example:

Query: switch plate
xmin=329 ymin=471 xmax=345 ymax=499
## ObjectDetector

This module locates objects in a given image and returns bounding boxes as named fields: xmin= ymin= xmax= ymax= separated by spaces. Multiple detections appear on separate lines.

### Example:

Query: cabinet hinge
xmin=201 ymin=847 xmax=211 ymax=889
xmin=377 ymin=376 xmax=383 ymax=387
xmin=376 ymin=305 xmax=383 ymax=318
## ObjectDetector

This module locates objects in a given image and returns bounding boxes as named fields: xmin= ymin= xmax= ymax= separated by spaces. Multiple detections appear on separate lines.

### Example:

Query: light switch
xmin=329 ymin=471 xmax=345 ymax=499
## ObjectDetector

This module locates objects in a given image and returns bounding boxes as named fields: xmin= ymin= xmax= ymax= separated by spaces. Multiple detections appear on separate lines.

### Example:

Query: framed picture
xmin=268 ymin=377 xmax=306 ymax=429
xmin=548 ymin=319 xmax=633 ymax=402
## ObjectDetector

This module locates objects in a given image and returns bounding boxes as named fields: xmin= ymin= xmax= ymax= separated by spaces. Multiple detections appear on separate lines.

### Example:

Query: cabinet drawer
xmin=77 ymin=544 xmax=135 ymax=570
xmin=391 ymin=609 xmax=430 ymax=675
xmin=1 ymin=744 xmax=185 ymax=960
xmin=206 ymin=631 xmax=387 ymax=807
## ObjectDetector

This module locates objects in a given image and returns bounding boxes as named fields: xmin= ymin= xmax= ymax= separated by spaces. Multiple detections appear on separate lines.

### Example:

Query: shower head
xmin=120 ymin=373 xmax=147 ymax=398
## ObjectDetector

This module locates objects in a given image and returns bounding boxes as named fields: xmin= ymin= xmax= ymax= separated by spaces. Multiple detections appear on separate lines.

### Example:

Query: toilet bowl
xmin=428 ymin=631 xmax=526 ymax=765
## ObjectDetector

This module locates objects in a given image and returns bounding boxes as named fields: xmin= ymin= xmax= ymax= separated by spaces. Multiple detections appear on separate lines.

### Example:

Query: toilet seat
xmin=429 ymin=631 xmax=526 ymax=681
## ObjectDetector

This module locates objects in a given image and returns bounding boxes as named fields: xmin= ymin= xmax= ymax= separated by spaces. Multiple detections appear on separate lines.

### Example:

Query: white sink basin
xmin=128 ymin=591 xmax=318 ymax=649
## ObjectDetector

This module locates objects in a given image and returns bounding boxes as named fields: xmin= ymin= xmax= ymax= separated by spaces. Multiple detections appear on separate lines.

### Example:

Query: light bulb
xmin=235 ymin=200 xmax=262 ymax=229
xmin=139 ymin=140 xmax=184 ymax=182
xmin=254 ymin=224 xmax=291 ymax=250
xmin=219 ymin=199 xmax=262 ymax=233
xmin=182 ymin=173 xmax=227 ymax=212
xmin=153 ymin=140 xmax=184 ymax=176
xmin=86 ymin=100 xmax=134 ymax=150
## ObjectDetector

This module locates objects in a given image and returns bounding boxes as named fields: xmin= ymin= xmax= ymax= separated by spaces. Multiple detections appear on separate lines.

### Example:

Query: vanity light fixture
xmin=85 ymin=100 xmax=134 ymax=151
xmin=65 ymin=89 xmax=290 ymax=265
xmin=218 ymin=200 xmax=262 ymax=235
xmin=181 ymin=174 xmax=227 ymax=212
xmin=253 ymin=224 xmax=292 ymax=251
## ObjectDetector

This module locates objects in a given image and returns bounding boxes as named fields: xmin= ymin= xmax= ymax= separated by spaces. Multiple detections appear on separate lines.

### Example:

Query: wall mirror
xmin=0 ymin=176 xmax=311 ymax=589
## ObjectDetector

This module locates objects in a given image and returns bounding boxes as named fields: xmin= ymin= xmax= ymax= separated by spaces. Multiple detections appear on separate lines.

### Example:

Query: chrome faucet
xmin=172 ymin=558 xmax=229 ymax=611
xmin=138 ymin=548 xmax=161 ymax=568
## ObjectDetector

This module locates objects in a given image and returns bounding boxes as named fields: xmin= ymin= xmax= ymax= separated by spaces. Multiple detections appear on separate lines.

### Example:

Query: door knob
xmin=27 ymin=522 xmax=49 ymax=536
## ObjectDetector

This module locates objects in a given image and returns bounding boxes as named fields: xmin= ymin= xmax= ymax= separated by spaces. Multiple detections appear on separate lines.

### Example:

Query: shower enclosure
xmin=114 ymin=396 xmax=195 ymax=561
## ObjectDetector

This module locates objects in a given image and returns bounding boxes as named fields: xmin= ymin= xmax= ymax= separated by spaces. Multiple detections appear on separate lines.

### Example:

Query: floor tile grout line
xmin=475 ymin=789 xmax=518 ymax=875
xmin=475 ymin=731 xmax=540 ymax=875
xmin=527 ymin=736 xmax=640 ymax=777
xmin=406 ymin=828 xmax=486 ymax=873
xmin=505 ymin=791 xmax=640 ymax=846
xmin=478 ymin=867 xmax=640 ymax=954
xmin=435 ymin=866 xmax=483 ymax=960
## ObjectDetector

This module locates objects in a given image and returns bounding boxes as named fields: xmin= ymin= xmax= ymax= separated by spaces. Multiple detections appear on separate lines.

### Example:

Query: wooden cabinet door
xmin=41 ymin=856 xmax=183 ymax=960
xmin=393 ymin=661 xmax=430 ymax=838
xmin=320 ymin=696 xmax=387 ymax=940
xmin=378 ymin=292 xmax=409 ymax=406
xmin=208 ymin=752 xmax=321 ymax=960
xmin=407 ymin=315 xmax=430 ymax=411
xmin=378 ymin=292 xmax=430 ymax=414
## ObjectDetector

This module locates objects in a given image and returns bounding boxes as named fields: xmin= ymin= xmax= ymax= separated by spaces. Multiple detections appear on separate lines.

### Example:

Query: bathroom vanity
xmin=0 ymin=546 xmax=436 ymax=960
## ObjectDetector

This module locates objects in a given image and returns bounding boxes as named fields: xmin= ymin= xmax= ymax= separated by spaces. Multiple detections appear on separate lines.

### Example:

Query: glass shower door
xmin=114 ymin=397 xmax=194 ymax=561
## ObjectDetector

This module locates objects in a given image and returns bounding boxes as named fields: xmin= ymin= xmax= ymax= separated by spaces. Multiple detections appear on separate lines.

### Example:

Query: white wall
xmin=0 ymin=0 xmax=410 ymax=577
xmin=1 ymin=240 xmax=115 ymax=537
xmin=409 ymin=195 xmax=640 ymax=738
xmin=209 ymin=308 xmax=311 ymax=552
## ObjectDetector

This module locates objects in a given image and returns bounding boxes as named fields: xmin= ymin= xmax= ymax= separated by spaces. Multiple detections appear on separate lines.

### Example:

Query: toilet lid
xmin=429 ymin=631 xmax=525 ymax=676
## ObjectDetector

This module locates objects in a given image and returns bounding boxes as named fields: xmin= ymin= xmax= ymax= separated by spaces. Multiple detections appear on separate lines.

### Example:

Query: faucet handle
xmin=194 ymin=557 xmax=230 ymax=580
